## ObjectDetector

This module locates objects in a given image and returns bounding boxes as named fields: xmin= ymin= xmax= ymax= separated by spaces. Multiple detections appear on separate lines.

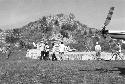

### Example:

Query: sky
xmin=0 ymin=0 xmax=125 ymax=31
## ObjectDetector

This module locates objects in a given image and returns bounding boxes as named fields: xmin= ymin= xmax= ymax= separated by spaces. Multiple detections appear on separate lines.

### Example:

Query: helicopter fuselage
xmin=109 ymin=33 xmax=125 ymax=40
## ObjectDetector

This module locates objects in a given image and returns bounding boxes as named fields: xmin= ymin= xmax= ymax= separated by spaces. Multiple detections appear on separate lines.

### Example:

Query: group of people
xmin=0 ymin=40 xmax=122 ymax=60
xmin=36 ymin=40 xmax=122 ymax=61
xmin=33 ymin=41 xmax=66 ymax=61
xmin=33 ymin=41 xmax=50 ymax=60
xmin=52 ymin=42 xmax=66 ymax=61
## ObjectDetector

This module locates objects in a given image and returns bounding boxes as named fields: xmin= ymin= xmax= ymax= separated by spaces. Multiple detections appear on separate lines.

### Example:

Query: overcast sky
xmin=0 ymin=0 xmax=125 ymax=31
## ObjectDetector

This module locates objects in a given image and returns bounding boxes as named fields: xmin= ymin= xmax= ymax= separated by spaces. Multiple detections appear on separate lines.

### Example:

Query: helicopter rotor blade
xmin=101 ymin=7 xmax=115 ymax=36
xmin=104 ymin=7 xmax=115 ymax=27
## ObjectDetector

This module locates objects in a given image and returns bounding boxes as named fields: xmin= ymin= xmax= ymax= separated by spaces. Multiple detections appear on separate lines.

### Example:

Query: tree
xmin=61 ymin=24 xmax=76 ymax=31
xmin=89 ymin=28 xmax=92 ymax=35
xmin=60 ymin=30 xmax=69 ymax=38
xmin=42 ymin=16 xmax=47 ymax=22
xmin=41 ymin=16 xmax=47 ymax=27
xmin=0 ymin=28 xmax=2 ymax=32
xmin=121 ymin=43 xmax=125 ymax=50
xmin=5 ymin=35 xmax=19 ymax=44
xmin=12 ymin=28 xmax=20 ymax=37
xmin=84 ymin=30 xmax=87 ymax=35
xmin=69 ymin=13 xmax=75 ymax=20
xmin=54 ymin=20 xmax=59 ymax=26
xmin=56 ymin=13 xmax=64 ymax=18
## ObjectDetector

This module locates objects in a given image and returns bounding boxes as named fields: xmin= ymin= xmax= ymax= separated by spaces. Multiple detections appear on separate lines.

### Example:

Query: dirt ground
xmin=0 ymin=51 xmax=125 ymax=84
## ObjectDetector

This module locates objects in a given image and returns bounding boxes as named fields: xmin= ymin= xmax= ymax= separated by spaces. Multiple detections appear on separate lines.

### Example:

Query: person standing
xmin=44 ymin=42 xmax=50 ymax=60
xmin=52 ymin=43 xmax=57 ymax=61
xmin=59 ymin=42 xmax=65 ymax=61
xmin=39 ymin=41 xmax=45 ymax=60
xmin=95 ymin=42 xmax=101 ymax=60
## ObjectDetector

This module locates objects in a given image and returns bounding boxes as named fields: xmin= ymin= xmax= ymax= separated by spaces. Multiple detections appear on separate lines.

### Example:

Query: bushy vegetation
xmin=5 ymin=35 xmax=19 ymax=44
xmin=2 ymin=13 xmax=123 ymax=52
xmin=121 ymin=43 xmax=125 ymax=50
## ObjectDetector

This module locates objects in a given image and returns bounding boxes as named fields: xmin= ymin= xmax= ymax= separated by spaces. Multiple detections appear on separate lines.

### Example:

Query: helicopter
xmin=101 ymin=7 xmax=125 ymax=41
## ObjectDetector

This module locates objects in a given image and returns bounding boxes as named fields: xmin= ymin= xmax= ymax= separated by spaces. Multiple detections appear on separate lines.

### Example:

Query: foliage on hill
xmin=3 ymin=13 xmax=121 ymax=52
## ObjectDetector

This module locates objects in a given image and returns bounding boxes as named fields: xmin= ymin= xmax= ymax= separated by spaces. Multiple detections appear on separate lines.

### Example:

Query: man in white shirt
xmin=59 ymin=42 xmax=65 ymax=60
xmin=95 ymin=42 xmax=101 ymax=60
xmin=39 ymin=41 xmax=45 ymax=60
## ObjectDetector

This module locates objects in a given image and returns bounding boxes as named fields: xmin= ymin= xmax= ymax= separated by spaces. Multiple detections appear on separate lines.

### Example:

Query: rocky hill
xmin=3 ymin=13 xmax=122 ymax=52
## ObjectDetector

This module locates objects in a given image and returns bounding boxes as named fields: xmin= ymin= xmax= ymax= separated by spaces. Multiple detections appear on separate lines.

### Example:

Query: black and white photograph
xmin=0 ymin=0 xmax=125 ymax=83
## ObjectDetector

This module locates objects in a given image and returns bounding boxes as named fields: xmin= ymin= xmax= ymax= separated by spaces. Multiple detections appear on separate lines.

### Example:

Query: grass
xmin=0 ymin=50 xmax=125 ymax=84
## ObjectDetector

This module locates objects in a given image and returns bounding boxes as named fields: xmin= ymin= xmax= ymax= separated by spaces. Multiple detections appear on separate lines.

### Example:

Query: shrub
xmin=61 ymin=24 xmax=76 ymax=31
xmin=60 ymin=30 xmax=69 ymax=38
xmin=5 ymin=35 xmax=19 ymax=44
xmin=121 ymin=43 xmax=125 ymax=50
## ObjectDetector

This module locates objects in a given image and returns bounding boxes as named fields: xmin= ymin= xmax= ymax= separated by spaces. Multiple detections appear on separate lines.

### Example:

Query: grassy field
xmin=0 ymin=50 xmax=125 ymax=84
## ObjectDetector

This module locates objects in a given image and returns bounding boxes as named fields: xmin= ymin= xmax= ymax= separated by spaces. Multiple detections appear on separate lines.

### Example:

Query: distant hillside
xmin=3 ymin=13 xmax=121 ymax=52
